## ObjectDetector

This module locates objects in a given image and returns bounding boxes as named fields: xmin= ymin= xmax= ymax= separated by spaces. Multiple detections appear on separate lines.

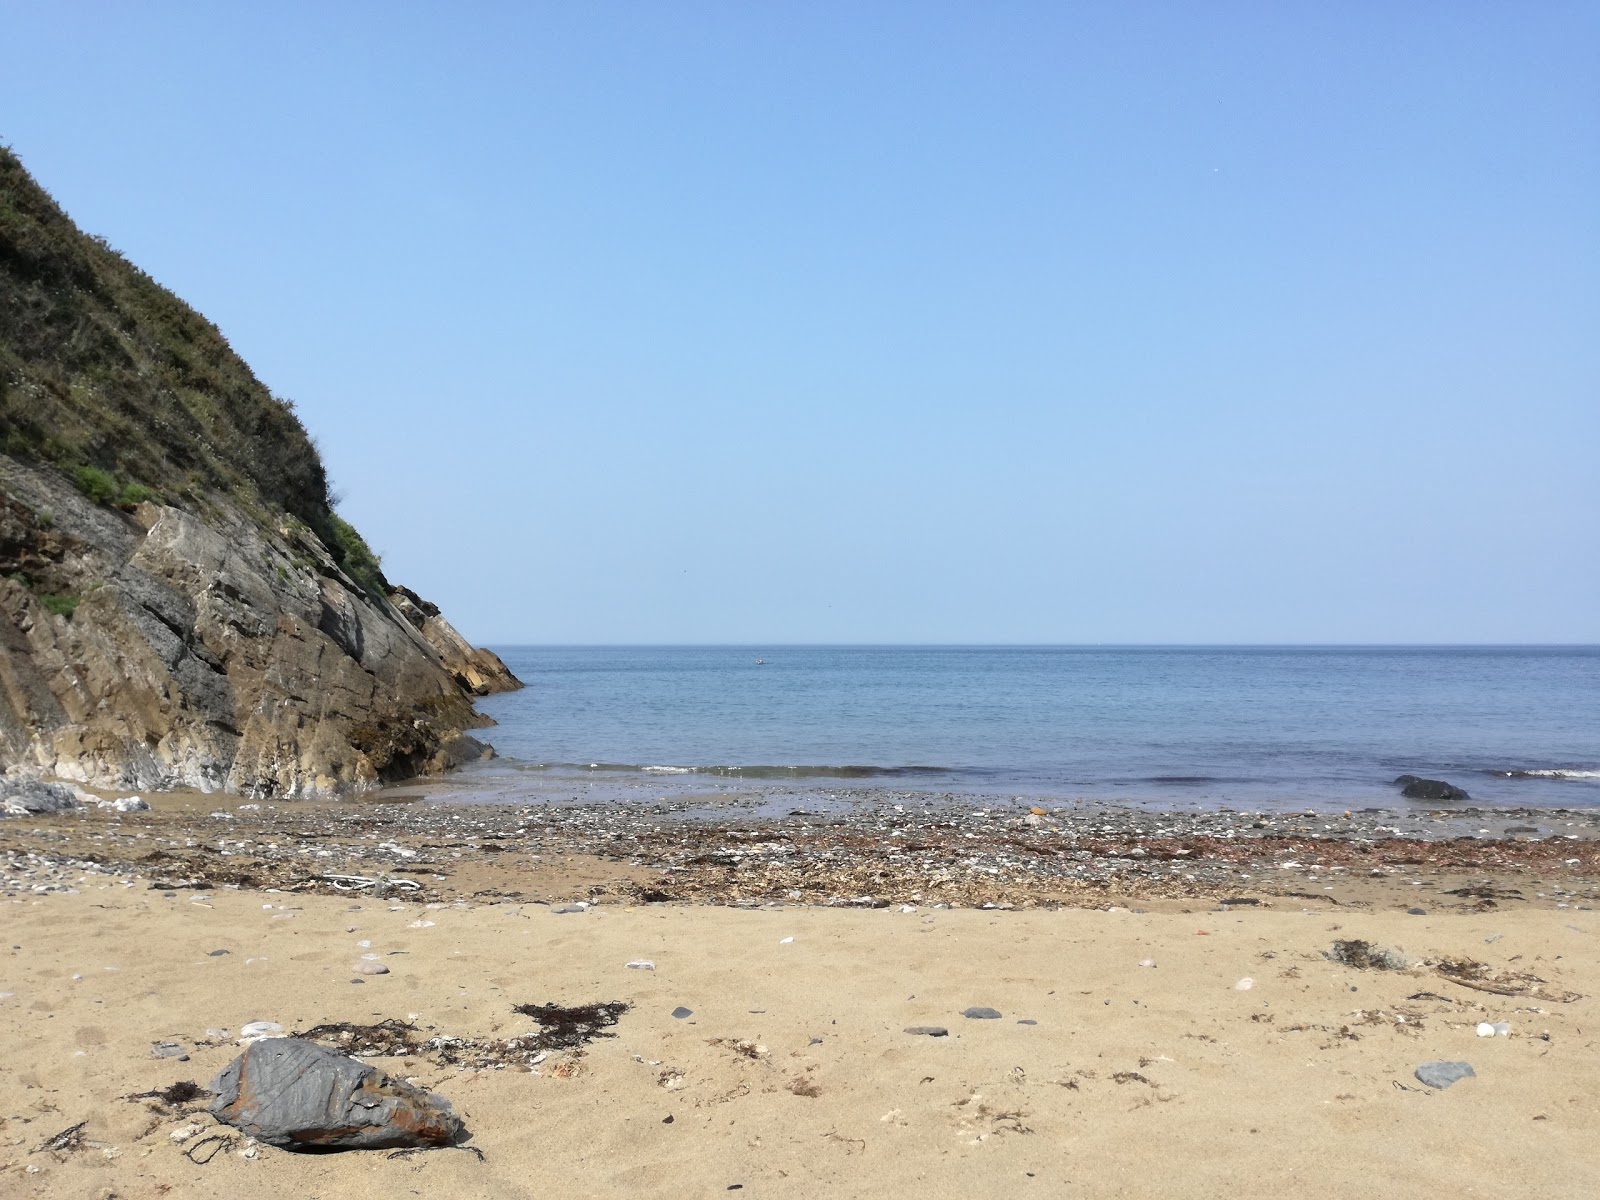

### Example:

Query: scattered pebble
xmin=671 ymin=1006 xmax=693 ymax=1019
xmin=1234 ymin=977 xmax=1254 ymax=991
xmin=207 ymin=949 xmax=230 ymax=957
xmin=353 ymin=961 xmax=390 ymax=976
xmin=626 ymin=960 xmax=656 ymax=971
xmin=962 ymin=1006 xmax=1002 ymax=1019
xmin=904 ymin=1026 xmax=949 ymax=1037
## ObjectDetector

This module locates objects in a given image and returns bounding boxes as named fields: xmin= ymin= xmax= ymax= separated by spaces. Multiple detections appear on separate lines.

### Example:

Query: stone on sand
xmin=209 ymin=1037 xmax=461 ymax=1150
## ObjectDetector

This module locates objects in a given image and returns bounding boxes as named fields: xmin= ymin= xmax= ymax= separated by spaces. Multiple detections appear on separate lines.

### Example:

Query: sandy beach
xmin=3 ymin=794 xmax=1598 ymax=1199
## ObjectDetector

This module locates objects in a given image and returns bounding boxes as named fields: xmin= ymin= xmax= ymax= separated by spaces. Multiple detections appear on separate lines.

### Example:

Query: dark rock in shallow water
xmin=1395 ymin=776 xmax=1469 ymax=801
xmin=1414 ymin=1061 xmax=1475 ymax=1089
xmin=208 ymin=1037 xmax=460 ymax=1150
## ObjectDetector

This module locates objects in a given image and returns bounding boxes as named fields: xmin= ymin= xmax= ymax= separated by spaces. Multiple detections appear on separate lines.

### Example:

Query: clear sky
xmin=3 ymin=2 xmax=1595 ymax=644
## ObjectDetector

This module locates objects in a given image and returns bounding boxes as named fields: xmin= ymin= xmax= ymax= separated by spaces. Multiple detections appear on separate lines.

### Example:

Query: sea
xmin=437 ymin=645 xmax=1600 ymax=812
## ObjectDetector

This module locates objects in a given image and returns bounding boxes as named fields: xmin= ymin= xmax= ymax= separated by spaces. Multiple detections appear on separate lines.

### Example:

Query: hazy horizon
xmin=4 ymin=2 xmax=1595 ymax=645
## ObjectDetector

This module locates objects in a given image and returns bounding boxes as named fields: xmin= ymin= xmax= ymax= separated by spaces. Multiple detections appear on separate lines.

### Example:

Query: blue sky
xmin=3 ymin=2 xmax=1595 ymax=643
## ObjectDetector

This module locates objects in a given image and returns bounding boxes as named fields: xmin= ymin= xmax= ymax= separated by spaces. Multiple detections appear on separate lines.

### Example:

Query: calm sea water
xmin=456 ymin=646 xmax=1600 ymax=810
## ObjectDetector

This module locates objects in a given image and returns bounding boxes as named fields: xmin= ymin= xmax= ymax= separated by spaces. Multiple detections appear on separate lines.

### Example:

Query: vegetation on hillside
xmin=0 ymin=145 xmax=387 ymax=595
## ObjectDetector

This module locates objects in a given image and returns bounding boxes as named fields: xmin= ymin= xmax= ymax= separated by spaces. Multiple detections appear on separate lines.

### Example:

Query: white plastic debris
xmin=779 ymin=936 xmax=794 ymax=944
xmin=625 ymin=959 xmax=656 ymax=970
xmin=1234 ymin=977 xmax=1254 ymax=991
xmin=238 ymin=1020 xmax=286 ymax=1043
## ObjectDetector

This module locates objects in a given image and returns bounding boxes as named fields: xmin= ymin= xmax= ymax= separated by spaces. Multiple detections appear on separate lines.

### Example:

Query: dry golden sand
xmin=3 ymin=882 xmax=1597 ymax=1199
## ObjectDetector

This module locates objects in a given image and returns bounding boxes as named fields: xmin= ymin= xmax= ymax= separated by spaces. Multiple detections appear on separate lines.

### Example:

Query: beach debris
xmin=209 ymin=1037 xmax=461 ymax=1150
xmin=183 ymin=1133 xmax=237 ymax=1164
xmin=126 ymin=1080 xmax=206 ymax=1107
xmin=672 ymin=1006 xmax=694 ymax=1019
xmin=962 ymin=1006 xmax=1002 ymax=1019
xmin=1413 ymin=1061 xmax=1475 ymax=1089
xmin=310 ymin=872 xmax=422 ymax=893
xmin=904 ymin=1026 xmax=949 ymax=1037
xmin=150 ymin=1039 xmax=189 ymax=1058
xmin=1394 ymin=775 xmax=1469 ymax=801
xmin=510 ymin=1001 xmax=629 ymax=1049
xmin=553 ymin=903 xmax=588 ymax=914
xmin=32 ymin=1120 xmax=88 ymax=1155
xmin=298 ymin=1019 xmax=421 ymax=1056
xmin=1325 ymin=940 xmax=1409 ymax=970
xmin=626 ymin=959 xmax=657 ymax=970
xmin=1434 ymin=958 xmax=1582 ymax=1003
xmin=353 ymin=960 xmax=391 ymax=975
xmin=238 ymin=1020 xmax=286 ymax=1043
xmin=1234 ymin=977 xmax=1254 ymax=991
xmin=1475 ymin=1021 xmax=1511 ymax=1037
xmin=169 ymin=1122 xmax=207 ymax=1143
xmin=95 ymin=795 xmax=150 ymax=812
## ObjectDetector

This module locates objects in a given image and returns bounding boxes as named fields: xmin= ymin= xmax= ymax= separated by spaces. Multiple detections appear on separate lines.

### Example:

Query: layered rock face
xmin=0 ymin=148 xmax=520 ymax=797
xmin=0 ymin=455 xmax=518 ymax=796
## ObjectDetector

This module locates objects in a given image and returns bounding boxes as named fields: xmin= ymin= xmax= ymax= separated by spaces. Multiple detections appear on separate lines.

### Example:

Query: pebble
xmin=1138 ymin=959 xmax=1157 ymax=968
xmin=1414 ymin=1061 xmax=1475 ymax=1089
xmin=626 ymin=959 xmax=656 ymax=971
xmin=1017 ymin=1019 xmax=1038 ymax=1026
xmin=1234 ymin=977 xmax=1254 ymax=991
xmin=1407 ymin=907 xmax=1427 ymax=916
xmin=553 ymin=905 xmax=587 ymax=914
xmin=904 ymin=1026 xmax=949 ymax=1037
xmin=207 ymin=949 xmax=230 ymax=957
xmin=150 ymin=1040 xmax=187 ymax=1058
xmin=353 ymin=961 xmax=390 ymax=976
xmin=962 ymin=1006 xmax=1002 ymax=1019
xmin=671 ymin=1006 xmax=693 ymax=1019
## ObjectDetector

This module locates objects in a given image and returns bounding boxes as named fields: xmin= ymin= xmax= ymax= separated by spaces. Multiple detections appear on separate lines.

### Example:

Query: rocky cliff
xmin=0 ymin=147 xmax=520 ymax=797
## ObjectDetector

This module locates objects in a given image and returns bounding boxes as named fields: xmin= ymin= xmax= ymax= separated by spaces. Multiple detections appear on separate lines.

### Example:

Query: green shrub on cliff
xmin=40 ymin=592 xmax=78 ymax=618
xmin=0 ymin=145 xmax=390 ymax=604
xmin=328 ymin=513 xmax=388 ymax=599
xmin=0 ymin=144 xmax=331 ymax=530
xmin=73 ymin=464 xmax=119 ymax=504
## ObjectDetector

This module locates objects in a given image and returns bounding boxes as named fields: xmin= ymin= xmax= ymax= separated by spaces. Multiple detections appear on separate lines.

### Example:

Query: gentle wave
xmin=1490 ymin=768 xmax=1600 ymax=780
xmin=536 ymin=761 xmax=957 ymax=780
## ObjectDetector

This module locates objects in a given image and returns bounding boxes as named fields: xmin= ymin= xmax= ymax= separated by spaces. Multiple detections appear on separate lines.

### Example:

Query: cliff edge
xmin=0 ymin=147 xmax=520 ymax=797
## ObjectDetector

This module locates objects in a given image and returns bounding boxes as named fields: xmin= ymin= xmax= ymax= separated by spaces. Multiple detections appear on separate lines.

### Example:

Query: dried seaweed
xmin=509 ymin=1001 xmax=630 ymax=1051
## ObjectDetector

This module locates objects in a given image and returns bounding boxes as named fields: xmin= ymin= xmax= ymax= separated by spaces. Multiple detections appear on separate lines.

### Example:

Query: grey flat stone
xmin=209 ymin=1037 xmax=460 ymax=1149
xmin=1414 ymin=1061 xmax=1475 ymax=1089
xmin=671 ymin=1006 xmax=693 ymax=1019
xmin=904 ymin=1026 xmax=949 ymax=1037
xmin=962 ymin=1006 xmax=1002 ymax=1019
xmin=1017 ymin=1019 xmax=1038 ymax=1025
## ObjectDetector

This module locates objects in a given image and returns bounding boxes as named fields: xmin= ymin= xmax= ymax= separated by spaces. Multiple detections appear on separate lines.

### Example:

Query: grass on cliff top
xmin=0 ymin=144 xmax=389 ymax=597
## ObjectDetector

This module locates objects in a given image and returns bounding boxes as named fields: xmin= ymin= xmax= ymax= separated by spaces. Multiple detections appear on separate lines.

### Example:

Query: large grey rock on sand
xmin=1394 ymin=775 xmax=1469 ymax=801
xmin=209 ymin=1037 xmax=461 ymax=1150
xmin=0 ymin=778 xmax=85 ymax=816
